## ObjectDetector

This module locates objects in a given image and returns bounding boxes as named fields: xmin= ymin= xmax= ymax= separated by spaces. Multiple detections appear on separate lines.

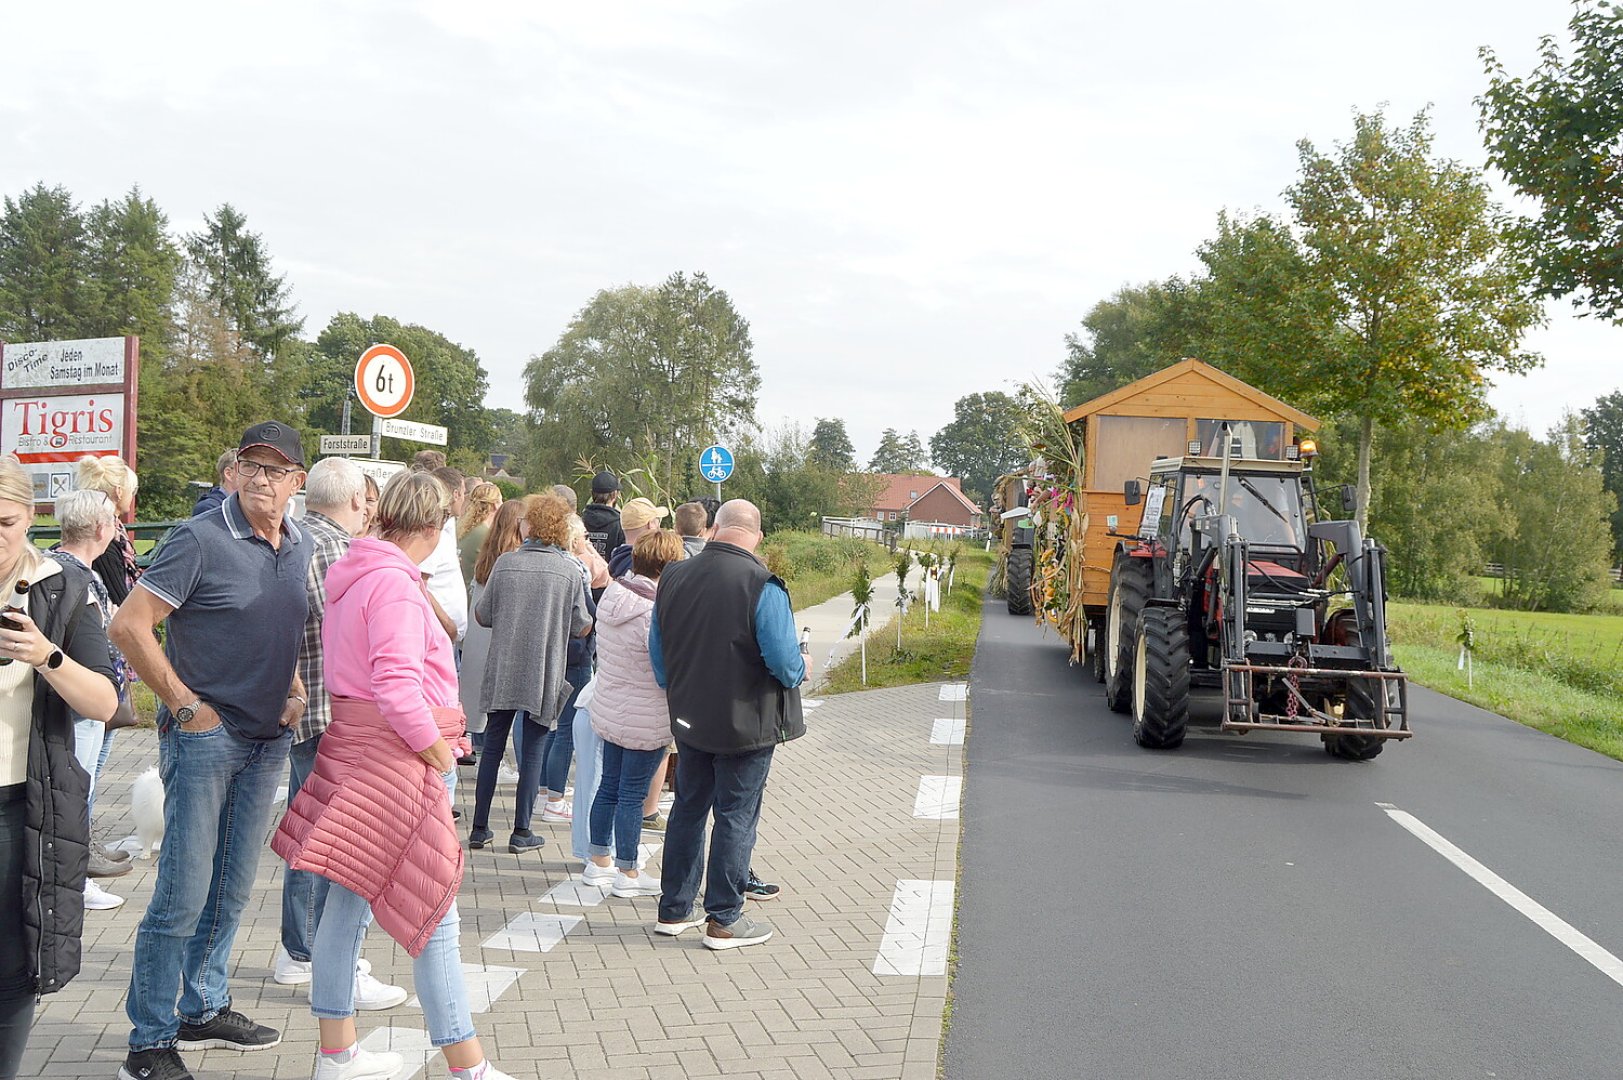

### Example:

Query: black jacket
xmin=580 ymin=503 xmax=624 ymax=561
xmin=21 ymin=561 xmax=116 ymax=995
xmin=653 ymin=542 xmax=803 ymax=754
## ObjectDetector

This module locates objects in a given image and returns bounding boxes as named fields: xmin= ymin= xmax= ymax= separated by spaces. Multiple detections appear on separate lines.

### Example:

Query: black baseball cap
xmin=239 ymin=421 xmax=306 ymax=467
xmin=591 ymin=470 xmax=620 ymax=495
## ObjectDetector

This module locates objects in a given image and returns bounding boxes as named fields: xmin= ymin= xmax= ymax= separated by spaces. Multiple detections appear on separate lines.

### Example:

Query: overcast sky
xmin=2 ymin=1 xmax=1612 ymax=463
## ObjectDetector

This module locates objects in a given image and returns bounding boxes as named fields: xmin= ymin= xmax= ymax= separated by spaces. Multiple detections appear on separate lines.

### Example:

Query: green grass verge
xmin=821 ymin=549 xmax=993 ymax=693
xmin=1394 ymin=643 xmax=1623 ymax=760
xmin=764 ymin=530 xmax=879 ymax=611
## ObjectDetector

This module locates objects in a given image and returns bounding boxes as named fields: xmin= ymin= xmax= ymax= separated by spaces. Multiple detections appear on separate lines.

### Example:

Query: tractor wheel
xmin=1326 ymin=677 xmax=1385 ymax=760
xmin=1104 ymin=555 xmax=1153 ymax=713
xmin=1088 ymin=617 xmax=1106 ymax=683
xmin=1132 ymin=608 xmax=1190 ymax=748
xmin=1005 ymin=547 xmax=1034 ymax=616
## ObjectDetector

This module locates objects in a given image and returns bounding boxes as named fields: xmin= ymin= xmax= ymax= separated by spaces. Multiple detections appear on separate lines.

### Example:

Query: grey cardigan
xmin=474 ymin=542 xmax=593 ymax=725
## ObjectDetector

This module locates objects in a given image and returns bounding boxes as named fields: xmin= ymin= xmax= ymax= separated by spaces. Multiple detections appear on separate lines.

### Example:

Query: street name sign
xmin=378 ymin=417 xmax=448 ymax=445
xmin=320 ymin=434 xmax=372 ymax=455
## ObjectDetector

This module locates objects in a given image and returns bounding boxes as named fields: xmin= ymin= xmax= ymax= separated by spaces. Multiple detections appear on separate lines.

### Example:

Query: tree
xmin=869 ymin=428 xmax=927 ymax=473
xmin=184 ymin=204 xmax=303 ymax=359
xmin=1059 ymin=278 xmax=1205 ymax=406
xmin=929 ymin=391 xmax=1029 ymax=507
xmin=807 ymin=418 xmax=856 ymax=471
xmin=1581 ymin=390 xmax=1623 ymax=561
xmin=524 ymin=272 xmax=759 ymax=496
xmin=901 ymin=430 xmax=927 ymax=471
xmin=1480 ymin=2 xmax=1623 ymax=320
xmin=83 ymin=187 xmax=182 ymax=356
xmin=1279 ymin=109 xmax=1542 ymax=528
xmin=0 ymin=183 xmax=92 ymax=340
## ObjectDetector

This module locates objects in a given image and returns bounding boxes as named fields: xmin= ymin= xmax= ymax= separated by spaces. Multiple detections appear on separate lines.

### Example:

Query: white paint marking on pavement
xmin=873 ymin=879 xmax=954 ymax=976
xmin=1377 ymin=802 xmax=1623 ymax=989
xmin=543 ymin=879 xmax=612 ymax=906
xmin=913 ymin=775 xmax=961 ymax=820
xmin=938 ymin=684 xmax=967 ymax=702
xmin=357 ymin=1025 xmax=435 ymax=1080
xmin=406 ymin=962 xmax=522 ymax=1013
xmin=930 ymin=718 xmax=966 ymax=746
xmin=481 ymin=912 xmax=581 ymax=953
xmin=640 ymin=841 xmax=662 ymax=863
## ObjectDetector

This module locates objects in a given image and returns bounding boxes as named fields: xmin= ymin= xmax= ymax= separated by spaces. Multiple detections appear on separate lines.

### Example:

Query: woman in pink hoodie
xmin=273 ymin=473 xmax=515 ymax=1080
xmin=583 ymin=530 xmax=686 ymax=898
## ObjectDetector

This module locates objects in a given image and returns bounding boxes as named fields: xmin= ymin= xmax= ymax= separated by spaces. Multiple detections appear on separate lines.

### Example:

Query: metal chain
xmin=1285 ymin=653 xmax=1309 ymax=721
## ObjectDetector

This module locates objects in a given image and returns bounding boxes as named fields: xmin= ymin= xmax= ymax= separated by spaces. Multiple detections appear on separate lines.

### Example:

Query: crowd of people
xmin=0 ymin=421 xmax=811 ymax=1080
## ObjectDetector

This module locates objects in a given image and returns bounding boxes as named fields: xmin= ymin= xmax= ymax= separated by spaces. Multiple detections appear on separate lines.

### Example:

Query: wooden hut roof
xmin=1061 ymin=358 xmax=1320 ymax=432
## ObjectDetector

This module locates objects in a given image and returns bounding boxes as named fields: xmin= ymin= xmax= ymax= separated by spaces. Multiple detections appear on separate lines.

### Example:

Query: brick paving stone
xmin=23 ymin=678 xmax=963 ymax=1078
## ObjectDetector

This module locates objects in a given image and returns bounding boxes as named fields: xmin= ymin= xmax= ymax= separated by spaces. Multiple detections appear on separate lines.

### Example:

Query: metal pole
xmin=341 ymin=394 xmax=352 ymax=436
xmin=371 ymin=414 xmax=382 ymax=460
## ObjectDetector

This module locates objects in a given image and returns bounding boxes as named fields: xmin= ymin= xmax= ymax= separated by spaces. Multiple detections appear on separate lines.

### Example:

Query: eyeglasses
xmin=235 ymin=459 xmax=299 ymax=483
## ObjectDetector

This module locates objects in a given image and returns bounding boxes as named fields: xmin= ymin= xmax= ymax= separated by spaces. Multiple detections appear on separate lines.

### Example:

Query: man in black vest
xmin=648 ymin=500 xmax=807 ymax=949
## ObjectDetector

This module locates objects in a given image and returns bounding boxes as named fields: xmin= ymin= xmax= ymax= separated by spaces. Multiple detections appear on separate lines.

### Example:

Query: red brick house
xmin=863 ymin=474 xmax=982 ymax=528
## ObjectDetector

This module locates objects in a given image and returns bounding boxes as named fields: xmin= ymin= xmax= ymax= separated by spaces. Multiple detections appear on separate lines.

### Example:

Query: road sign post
xmin=700 ymin=444 xmax=734 ymax=501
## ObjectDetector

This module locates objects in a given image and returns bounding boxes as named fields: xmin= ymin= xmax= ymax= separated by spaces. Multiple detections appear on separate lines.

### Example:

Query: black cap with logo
xmin=591 ymin=470 xmax=620 ymax=495
xmin=239 ymin=421 xmax=306 ymax=467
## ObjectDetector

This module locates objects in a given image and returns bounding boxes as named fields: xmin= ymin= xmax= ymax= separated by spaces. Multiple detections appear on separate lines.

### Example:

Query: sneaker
xmin=653 ymin=912 xmax=708 ymax=937
xmin=539 ymin=800 xmax=572 ymax=823
xmin=84 ymin=879 xmax=126 ymax=910
xmin=450 ymin=1063 xmax=519 ymax=1080
xmin=467 ymin=827 xmax=495 ymax=850
xmin=702 ymin=914 xmax=774 ymax=951
xmin=744 ymin=869 xmax=781 ymax=901
xmin=507 ymin=829 xmax=545 ymax=853
xmin=314 ymin=1045 xmax=403 ymax=1080
xmin=88 ymin=846 xmax=133 ymax=878
xmin=174 ymin=1008 xmax=282 ymax=1051
xmin=611 ymin=871 xmax=662 ymax=898
xmin=99 ymin=842 xmax=133 ymax=862
xmin=119 ymin=1047 xmax=194 ymax=1080
xmin=351 ymin=969 xmax=409 ymax=1011
xmin=581 ymin=861 xmax=616 ymax=886
xmin=274 ymin=944 xmax=312 ymax=985
xmin=641 ymin=812 xmax=666 ymax=832
xmin=497 ymin=763 xmax=521 ymax=784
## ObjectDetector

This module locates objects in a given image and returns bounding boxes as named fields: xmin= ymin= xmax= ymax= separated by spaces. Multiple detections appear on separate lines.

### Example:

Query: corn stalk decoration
xmin=1016 ymin=380 xmax=1090 ymax=664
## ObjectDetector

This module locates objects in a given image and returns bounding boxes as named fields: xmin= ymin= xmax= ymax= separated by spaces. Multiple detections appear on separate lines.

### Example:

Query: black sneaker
xmin=744 ymin=868 xmax=781 ymax=901
xmin=468 ymin=826 xmax=494 ymax=849
xmin=508 ymin=829 xmax=546 ymax=853
xmin=119 ymin=1048 xmax=194 ymax=1080
xmin=174 ymin=1008 xmax=281 ymax=1051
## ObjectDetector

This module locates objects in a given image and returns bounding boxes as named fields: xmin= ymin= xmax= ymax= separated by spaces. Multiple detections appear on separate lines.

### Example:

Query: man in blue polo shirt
xmin=111 ymin=421 xmax=313 ymax=1080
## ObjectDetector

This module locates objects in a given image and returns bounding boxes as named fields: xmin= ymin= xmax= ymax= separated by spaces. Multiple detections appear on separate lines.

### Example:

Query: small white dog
xmin=130 ymin=767 xmax=165 ymax=859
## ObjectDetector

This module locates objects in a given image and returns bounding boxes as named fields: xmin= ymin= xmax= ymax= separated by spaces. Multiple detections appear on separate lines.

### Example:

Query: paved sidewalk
xmin=28 ymin=678 xmax=967 ymax=1080
xmin=796 ymin=572 xmax=903 ymax=693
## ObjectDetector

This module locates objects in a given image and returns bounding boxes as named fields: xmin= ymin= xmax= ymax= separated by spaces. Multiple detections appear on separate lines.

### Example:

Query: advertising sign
xmin=0 ymin=337 xmax=139 ymax=508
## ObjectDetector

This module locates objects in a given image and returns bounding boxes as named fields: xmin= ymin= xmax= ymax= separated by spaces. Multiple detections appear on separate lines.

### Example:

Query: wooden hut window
xmin=1093 ymin=415 xmax=1187 ymax=490
xmin=1195 ymin=419 xmax=1286 ymax=459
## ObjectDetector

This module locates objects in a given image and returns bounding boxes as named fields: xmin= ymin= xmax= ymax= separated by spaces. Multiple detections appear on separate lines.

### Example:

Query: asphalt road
xmin=946 ymin=601 xmax=1623 ymax=1080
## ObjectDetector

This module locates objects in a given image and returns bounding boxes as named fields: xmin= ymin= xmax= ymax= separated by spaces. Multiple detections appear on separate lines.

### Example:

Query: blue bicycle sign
xmin=700 ymin=444 xmax=735 ymax=483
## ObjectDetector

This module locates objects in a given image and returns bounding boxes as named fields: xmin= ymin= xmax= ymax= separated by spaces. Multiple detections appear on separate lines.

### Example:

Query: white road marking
xmin=930 ymin=718 xmax=966 ymax=745
xmin=938 ymin=684 xmax=967 ymax=702
xmin=405 ymin=962 xmax=523 ymax=1013
xmin=873 ymin=879 xmax=954 ymax=976
xmin=357 ymin=1025 xmax=435 ymax=1080
xmin=543 ymin=880 xmax=612 ymax=907
xmin=1377 ymin=802 xmax=1623 ymax=989
xmin=480 ymin=912 xmax=581 ymax=953
xmin=913 ymin=776 xmax=961 ymax=820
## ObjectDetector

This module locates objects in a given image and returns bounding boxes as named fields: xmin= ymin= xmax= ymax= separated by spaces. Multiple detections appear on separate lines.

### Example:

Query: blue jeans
xmin=472 ymin=709 xmax=546 ymax=833
xmin=588 ymin=743 xmax=665 ymax=869
xmin=127 ymin=719 xmax=292 ymax=1051
xmin=657 ymin=743 xmax=774 ymax=929
xmin=280 ymin=734 xmax=330 ymax=963
xmin=541 ymin=664 xmax=590 ymax=799
xmin=311 ymin=884 xmax=474 ymax=1047
xmin=570 ymin=707 xmax=603 ymax=861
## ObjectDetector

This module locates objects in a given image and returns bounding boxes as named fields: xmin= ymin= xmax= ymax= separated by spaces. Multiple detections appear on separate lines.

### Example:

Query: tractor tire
xmin=1104 ymin=555 xmax=1153 ymax=713
xmin=1326 ymin=677 xmax=1385 ymax=761
xmin=1005 ymin=547 xmax=1034 ymax=616
xmin=1088 ymin=617 xmax=1106 ymax=683
xmin=1132 ymin=608 xmax=1190 ymax=749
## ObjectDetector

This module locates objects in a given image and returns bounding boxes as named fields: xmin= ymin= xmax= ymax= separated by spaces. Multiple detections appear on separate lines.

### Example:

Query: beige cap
xmin=620 ymin=497 xmax=670 ymax=531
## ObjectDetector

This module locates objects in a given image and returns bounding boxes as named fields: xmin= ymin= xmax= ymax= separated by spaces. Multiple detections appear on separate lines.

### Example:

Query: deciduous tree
xmin=1058 ymin=278 xmax=1205 ymax=407
xmin=1581 ymin=390 xmax=1623 ymax=560
xmin=928 ymin=391 xmax=1029 ymax=507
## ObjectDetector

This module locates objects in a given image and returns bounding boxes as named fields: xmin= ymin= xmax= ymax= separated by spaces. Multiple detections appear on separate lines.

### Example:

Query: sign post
xmin=700 ymin=444 xmax=734 ymax=501
xmin=354 ymin=344 xmax=415 ymax=459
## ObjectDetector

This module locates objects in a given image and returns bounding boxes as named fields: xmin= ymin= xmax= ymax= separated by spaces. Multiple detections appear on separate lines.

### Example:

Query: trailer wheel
xmin=1104 ymin=555 xmax=1152 ymax=713
xmin=1005 ymin=547 xmax=1034 ymax=616
xmin=1088 ymin=617 xmax=1105 ymax=683
xmin=1132 ymin=608 xmax=1189 ymax=748
xmin=1326 ymin=678 xmax=1386 ymax=760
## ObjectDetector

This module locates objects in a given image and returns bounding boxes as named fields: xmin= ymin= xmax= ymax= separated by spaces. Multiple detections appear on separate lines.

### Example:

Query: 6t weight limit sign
xmin=354 ymin=343 xmax=415 ymax=418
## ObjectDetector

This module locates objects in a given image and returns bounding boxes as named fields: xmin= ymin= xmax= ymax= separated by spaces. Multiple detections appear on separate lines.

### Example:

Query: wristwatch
xmin=38 ymin=648 xmax=63 ymax=670
xmin=176 ymin=700 xmax=204 ymax=724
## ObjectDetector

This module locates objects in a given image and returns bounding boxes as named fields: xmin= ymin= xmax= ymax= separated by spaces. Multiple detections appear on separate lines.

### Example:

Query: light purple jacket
xmin=590 ymin=574 xmax=670 ymax=751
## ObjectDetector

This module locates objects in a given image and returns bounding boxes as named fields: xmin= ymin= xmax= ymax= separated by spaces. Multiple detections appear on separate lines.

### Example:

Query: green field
xmin=763 ymin=530 xmax=878 ymax=611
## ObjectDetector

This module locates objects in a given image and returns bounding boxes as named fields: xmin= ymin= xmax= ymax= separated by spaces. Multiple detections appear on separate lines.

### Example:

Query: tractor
xmin=992 ymin=472 xmax=1037 ymax=616
xmin=1101 ymin=430 xmax=1410 ymax=759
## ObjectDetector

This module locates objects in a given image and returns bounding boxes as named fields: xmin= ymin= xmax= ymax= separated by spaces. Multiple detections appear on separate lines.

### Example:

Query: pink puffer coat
xmin=591 ymin=574 xmax=670 ymax=751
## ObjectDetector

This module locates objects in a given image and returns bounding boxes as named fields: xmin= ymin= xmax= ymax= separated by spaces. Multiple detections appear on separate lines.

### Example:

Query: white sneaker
xmin=84 ymin=880 xmax=124 ymax=910
xmin=540 ymin=800 xmax=572 ymax=823
xmin=581 ymin=861 xmax=616 ymax=886
xmin=452 ymin=1063 xmax=518 ymax=1080
xmin=352 ymin=969 xmax=409 ymax=1011
xmin=611 ymin=871 xmax=661 ymax=898
xmin=497 ymin=763 xmax=521 ymax=784
xmin=279 ymin=945 xmax=375 ymax=986
xmin=314 ymin=1046 xmax=403 ymax=1079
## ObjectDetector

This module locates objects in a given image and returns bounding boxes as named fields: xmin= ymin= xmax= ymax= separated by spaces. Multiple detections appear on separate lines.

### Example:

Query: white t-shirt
xmin=419 ymin=520 xmax=468 ymax=643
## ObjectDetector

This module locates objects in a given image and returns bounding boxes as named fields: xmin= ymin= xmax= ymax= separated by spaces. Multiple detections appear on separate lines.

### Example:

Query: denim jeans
xmin=472 ymin=709 xmax=546 ymax=833
xmin=588 ymin=743 xmax=665 ymax=869
xmin=657 ymin=743 xmax=774 ymax=929
xmin=540 ymin=663 xmax=590 ymax=799
xmin=280 ymin=734 xmax=330 ymax=963
xmin=89 ymin=700 xmax=123 ymax=819
xmin=570 ymin=707 xmax=603 ymax=861
xmin=311 ymin=884 xmax=474 ymax=1047
xmin=126 ymin=719 xmax=292 ymax=1051
xmin=0 ymin=795 xmax=34 ymax=1080
xmin=73 ymin=717 xmax=104 ymax=807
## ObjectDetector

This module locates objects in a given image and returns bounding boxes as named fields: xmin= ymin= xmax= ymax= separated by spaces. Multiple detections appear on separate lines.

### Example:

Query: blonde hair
xmin=458 ymin=482 xmax=502 ymax=540
xmin=524 ymin=492 xmax=572 ymax=548
xmin=565 ymin=512 xmax=586 ymax=551
xmin=76 ymin=454 xmax=137 ymax=512
xmin=632 ymin=529 xmax=685 ymax=578
xmin=474 ymin=498 xmax=528 ymax=586
xmin=0 ymin=457 xmax=40 ymax=589
xmin=376 ymin=472 xmax=450 ymax=543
